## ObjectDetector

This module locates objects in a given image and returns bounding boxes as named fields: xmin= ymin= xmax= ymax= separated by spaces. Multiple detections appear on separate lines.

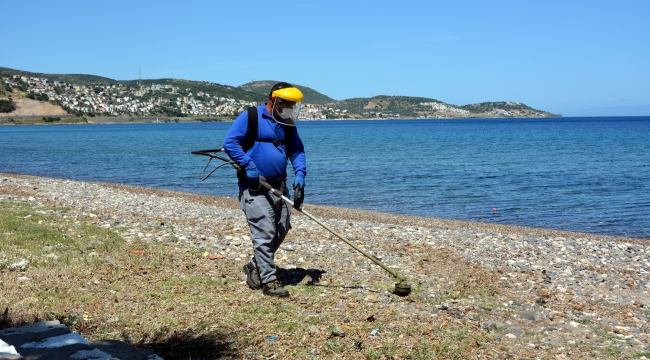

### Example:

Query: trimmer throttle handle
xmin=293 ymin=184 xmax=304 ymax=210
xmin=258 ymin=177 xmax=282 ymax=197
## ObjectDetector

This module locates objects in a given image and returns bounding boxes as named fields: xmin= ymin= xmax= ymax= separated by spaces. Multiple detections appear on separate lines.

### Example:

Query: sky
xmin=3 ymin=0 xmax=649 ymax=116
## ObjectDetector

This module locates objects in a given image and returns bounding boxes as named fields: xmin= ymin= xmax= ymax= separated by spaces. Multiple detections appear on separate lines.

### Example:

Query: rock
xmin=520 ymin=313 xmax=536 ymax=321
xmin=70 ymin=348 xmax=113 ymax=360
xmin=366 ymin=294 xmax=379 ymax=302
xmin=9 ymin=259 xmax=28 ymax=271
xmin=507 ymin=326 xmax=523 ymax=337
xmin=483 ymin=320 xmax=503 ymax=332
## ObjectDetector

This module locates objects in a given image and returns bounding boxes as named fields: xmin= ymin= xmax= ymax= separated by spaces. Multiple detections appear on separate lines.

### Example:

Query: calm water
xmin=1 ymin=117 xmax=649 ymax=239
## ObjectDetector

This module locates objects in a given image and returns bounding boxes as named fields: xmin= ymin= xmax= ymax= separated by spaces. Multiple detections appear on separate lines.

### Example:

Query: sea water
xmin=1 ymin=117 xmax=649 ymax=239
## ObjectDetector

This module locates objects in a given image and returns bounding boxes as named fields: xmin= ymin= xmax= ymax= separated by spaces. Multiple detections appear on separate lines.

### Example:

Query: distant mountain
xmin=1 ymin=66 xmax=561 ymax=119
xmin=325 ymin=95 xmax=448 ymax=118
xmin=239 ymin=84 xmax=559 ymax=118
xmin=0 ymin=66 xmax=116 ymax=86
xmin=458 ymin=101 xmax=559 ymax=117
xmin=121 ymin=78 xmax=265 ymax=102
xmin=0 ymin=67 xmax=265 ymax=102
xmin=319 ymin=97 xmax=560 ymax=118
xmin=238 ymin=80 xmax=336 ymax=105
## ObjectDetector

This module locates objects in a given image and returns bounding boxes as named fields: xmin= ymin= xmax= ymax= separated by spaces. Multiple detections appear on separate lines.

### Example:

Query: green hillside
xmin=326 ymin=95 xmax=450 ymax=117
xmin=1 ymin=67 xmax=266 ymax=102
xmin=1 ymin=66 xmax=560 ymax=119
xmin=238 ymin=80 xmax=336 ymax=105
xmin=0 ymin=67 xmax=117 ymax=85
xmin=458 ymin=101 xmax=560 ymax=117
xmin=121 ymin=78 xmax=266 ymax=102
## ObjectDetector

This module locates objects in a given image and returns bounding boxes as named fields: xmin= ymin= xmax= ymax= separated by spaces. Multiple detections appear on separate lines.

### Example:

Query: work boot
xmin=243 ymin=263 xmax=261 ymax=290
xmin=262 ymin=280 xmax=289 ymax=298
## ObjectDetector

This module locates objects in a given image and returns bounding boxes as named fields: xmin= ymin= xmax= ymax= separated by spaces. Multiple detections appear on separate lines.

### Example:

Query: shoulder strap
xmin=283 ymin=125 xmax=295 ymax=159
xmin=242 ymin=106 xmax=258 ymax=153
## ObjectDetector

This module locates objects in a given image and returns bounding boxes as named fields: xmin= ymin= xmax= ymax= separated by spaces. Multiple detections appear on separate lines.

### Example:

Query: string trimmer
xmin=191 ymin=148 xmax=412 ymax=296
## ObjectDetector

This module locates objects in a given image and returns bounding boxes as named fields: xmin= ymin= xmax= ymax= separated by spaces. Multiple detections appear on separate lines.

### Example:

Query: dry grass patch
xmin=1 ymin=200 xmax=508 ymax=359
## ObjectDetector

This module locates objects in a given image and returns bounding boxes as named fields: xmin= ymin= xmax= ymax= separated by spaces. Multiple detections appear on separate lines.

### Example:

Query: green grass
xmin=0 ymin=203 xmax=120 ymax=269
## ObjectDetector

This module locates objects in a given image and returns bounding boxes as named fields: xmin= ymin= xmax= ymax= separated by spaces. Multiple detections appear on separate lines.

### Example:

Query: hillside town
xmin=2 ymin=72 xmax=557 ymax=120
xmin=419 ymin=101 xmax=471 ymax=116
xmin=1 ymin=75 xmax=328 ymax=120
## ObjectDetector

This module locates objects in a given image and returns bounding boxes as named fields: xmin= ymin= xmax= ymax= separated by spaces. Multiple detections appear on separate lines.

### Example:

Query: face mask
xmin=278 ymin=107 xmax=293 ymax=119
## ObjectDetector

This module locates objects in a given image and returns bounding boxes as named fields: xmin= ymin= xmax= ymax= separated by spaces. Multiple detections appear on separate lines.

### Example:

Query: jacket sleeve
xmin=223 ymin=110 xmax=255 ymax=170
xmin=288 ymin=129 xmax=306 ymax=177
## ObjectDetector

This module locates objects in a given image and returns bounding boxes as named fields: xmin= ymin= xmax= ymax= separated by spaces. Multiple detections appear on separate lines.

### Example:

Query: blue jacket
xmin=223 ymin=103 xmax=306 ymax=187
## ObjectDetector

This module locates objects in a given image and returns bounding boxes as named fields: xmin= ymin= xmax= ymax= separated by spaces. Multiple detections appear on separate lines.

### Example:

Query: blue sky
xmin=3 ymin=0 xmax=649 ymax=116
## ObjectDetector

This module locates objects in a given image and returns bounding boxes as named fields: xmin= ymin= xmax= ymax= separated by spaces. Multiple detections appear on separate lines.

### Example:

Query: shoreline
xmin=0 ymin=114 xmax=571 ymax=126
xmin=0 ymin=172 xmax=643 ymax=243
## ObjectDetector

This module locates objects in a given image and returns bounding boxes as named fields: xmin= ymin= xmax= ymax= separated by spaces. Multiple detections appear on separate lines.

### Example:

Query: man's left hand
xmin=294 ymin=175 xmax=305 ymax=189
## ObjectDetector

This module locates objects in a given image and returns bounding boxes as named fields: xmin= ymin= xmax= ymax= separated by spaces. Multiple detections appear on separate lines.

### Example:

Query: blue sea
xmin=1 ymin=117 xmax=649 ymax=239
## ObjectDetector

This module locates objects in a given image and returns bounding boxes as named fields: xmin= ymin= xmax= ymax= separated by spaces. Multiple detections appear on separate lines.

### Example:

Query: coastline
xmin=0 ymin=172 xmax=642 ymax=244
xmin=2 ymin=172 xmax=649 ymax=358
xmin=0 ymin=114 xmax=567 ymax=126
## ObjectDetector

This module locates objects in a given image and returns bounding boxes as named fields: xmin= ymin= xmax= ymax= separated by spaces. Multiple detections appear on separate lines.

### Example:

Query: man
xmin=223 ymin=82 xmax=306 ymax=298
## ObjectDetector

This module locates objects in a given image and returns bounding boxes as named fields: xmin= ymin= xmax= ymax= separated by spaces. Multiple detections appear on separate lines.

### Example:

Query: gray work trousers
xmin=239 ymin=183 xmax=291 ymax=284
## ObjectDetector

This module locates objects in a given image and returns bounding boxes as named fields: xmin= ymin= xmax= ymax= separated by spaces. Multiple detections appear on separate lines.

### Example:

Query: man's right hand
xmin=246 ymin=166 xmax=259 ymax=189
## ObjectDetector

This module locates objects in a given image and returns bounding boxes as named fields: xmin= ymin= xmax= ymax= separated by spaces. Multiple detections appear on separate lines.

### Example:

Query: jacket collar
xmin=261 ymin=102 xmax=274 ymax=120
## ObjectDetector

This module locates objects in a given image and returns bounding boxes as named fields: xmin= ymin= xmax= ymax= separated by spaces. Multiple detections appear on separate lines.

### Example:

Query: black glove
xmin=293 ymin=184 xmax=304 ymax=210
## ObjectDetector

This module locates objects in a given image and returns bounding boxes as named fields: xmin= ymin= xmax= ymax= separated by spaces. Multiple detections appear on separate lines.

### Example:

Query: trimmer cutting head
xmin=393 ymin=281 xmax=412 ymax=296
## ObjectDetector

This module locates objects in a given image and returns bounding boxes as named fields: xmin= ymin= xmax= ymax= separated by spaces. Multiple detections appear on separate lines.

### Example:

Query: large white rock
xmin=0 ymin=339 xmax=19 ymax=355
xmin=20 ymin=332 xmax=88 ymax=348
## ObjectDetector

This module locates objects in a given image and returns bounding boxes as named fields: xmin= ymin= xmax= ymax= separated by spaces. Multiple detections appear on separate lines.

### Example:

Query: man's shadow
xmin=277 ymin=267 xmax=326 ymax=286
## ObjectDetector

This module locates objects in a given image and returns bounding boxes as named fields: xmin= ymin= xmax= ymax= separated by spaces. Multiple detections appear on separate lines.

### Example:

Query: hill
xmin=120 ymin=78 xmax=266 ymax=103
xmin=1 ymin=67 xmax=266 ymax=103
xmin=238 ymin=80 xmax=336 ymax=105
xmin=323 ymin=95 xmax=458 ymax=118
xmin=458 ymin=101 xmax=557 ymax=117
xmin=0 ymin=66 xmax=116 ymax=86
xmin=1 ymin=66 xmax=560 ymax=119
xmin=238 ymin=82 xmax=559 ymax=118
xmin=0 ymin=98 xmax=67 ymax=117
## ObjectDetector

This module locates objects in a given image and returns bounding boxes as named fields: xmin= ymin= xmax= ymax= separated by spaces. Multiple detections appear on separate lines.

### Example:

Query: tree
xmin=0 ymin=99 xmax=16 ymax=113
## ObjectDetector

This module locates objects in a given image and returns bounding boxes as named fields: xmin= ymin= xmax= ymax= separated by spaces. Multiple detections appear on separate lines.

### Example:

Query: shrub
xmin=0 ymin=99 xmax=16 ymax=113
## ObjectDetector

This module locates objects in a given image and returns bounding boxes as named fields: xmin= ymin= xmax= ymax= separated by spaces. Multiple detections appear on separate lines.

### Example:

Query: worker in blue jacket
xmin=223 ymin=82 xmax=306 ymax=298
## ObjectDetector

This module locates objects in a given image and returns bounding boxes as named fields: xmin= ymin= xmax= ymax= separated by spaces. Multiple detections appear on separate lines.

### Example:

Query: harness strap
xmin=242 ymin=106 xmax=258 ymax=153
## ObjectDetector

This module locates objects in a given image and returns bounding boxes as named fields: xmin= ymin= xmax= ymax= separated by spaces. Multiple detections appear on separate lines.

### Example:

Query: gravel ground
xmin=2 ymin=172 xmax=649 ymax=359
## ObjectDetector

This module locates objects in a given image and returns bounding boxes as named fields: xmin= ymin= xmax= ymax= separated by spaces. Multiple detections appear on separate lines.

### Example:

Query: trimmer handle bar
xmin=191 ymin=147 xmax=240 ymax=181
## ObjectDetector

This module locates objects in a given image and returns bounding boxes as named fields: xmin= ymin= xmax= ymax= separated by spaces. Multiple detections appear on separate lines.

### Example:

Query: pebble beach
xmin=1 ymin=172 xmax=649 ymax=359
